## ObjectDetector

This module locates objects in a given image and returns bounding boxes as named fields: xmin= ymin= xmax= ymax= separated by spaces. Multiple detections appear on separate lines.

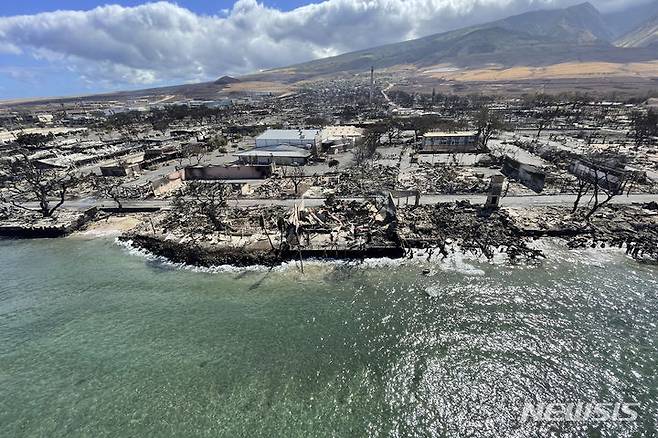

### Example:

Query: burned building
xmin=502 ymin=157 xmax=546 ymax=193
xmin=100 ymin=162 xmax=141 ymax=177
xmin=320 ymin=125 xmax=364 ymax=152
xmin=569 ymin=160 xmax=635 ymax=194
xmin=420 ymin=131 xmax=480 ymax=154
xmin=100 ymin=153 xmax=145 ymax=177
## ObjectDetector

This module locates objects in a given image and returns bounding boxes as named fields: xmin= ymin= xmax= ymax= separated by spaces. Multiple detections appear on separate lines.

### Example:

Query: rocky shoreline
xmin=0 ymin=208 xmax=98 ymax=239
xmin=3 ymin=201 xmax=657 ymax=268
xmin=120 ymin=234 xmax=406 ymax=268
xmin=116 ymin=201 xmax=658 ymax=268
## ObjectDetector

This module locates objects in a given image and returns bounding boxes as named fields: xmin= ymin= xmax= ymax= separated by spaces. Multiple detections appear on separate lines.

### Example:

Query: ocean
xmin=0 ymin=237 xmax=656 ymax=437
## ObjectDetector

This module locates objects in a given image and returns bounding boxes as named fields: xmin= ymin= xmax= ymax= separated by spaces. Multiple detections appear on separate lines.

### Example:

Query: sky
xmin=0 ymin=0 xmax=648 ymax=99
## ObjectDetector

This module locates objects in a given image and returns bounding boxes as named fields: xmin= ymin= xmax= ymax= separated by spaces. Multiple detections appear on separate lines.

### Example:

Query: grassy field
xmin=424 ymin=61 xmax=658 ymax=81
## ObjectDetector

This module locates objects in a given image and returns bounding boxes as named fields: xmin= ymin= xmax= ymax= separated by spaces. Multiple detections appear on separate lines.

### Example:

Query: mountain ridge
xmin=489 ymin=2 xmax=613 ymax=43
xmin=603 ymin=0 xmax=658 ymax=38
xmin=615 ymin=14 xmax=658 ymax=47
xmin=254 ymin=2 xmax=644 ymax=81
xmin=3 ymin=2 xmax=658 ymax=105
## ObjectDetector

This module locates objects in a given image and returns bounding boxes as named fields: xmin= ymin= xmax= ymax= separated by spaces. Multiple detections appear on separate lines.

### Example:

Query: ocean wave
xmin=114 ymin=238 xmax=522 ymax=275
xmin=70 ymin=228 xmax=124 ymax=239
xmin=115 ymin=238 xmax=272 ymax=273
xmin=115 ymin=236 xmax=637 ymax=276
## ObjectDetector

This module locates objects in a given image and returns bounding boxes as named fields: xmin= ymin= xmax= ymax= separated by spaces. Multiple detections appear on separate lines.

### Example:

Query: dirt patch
xmin=74 ymin=214 xmax=143 ymax=237
xmin=224 ymin=81 xmax=293 ymax=94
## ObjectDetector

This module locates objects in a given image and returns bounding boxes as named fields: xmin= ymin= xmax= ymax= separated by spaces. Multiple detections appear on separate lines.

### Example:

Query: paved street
xmin=16 ymin=193 xmax=658 ymax=212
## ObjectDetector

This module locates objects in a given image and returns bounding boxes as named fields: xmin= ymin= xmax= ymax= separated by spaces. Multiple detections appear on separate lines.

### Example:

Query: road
xmin=18 ymin=193 xmax=658 ymax=211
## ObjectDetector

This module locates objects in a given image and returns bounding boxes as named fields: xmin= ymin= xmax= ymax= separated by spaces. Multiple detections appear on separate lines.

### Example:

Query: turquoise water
xmin=0 ymin=237 xmax=656 ymax=437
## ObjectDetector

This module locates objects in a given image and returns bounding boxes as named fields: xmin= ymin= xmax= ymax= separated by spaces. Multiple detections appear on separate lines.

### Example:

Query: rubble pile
xmin=125 ymin=196 xmax=404 ymax=266
xmin=122 ymin=183 xmax=156 ymax=200
xmin=334 ymin=164 xmax=397 ymax=196
xmin=508 ymin=205 xmax=658 ymax=263
xmin=250 ymin=178 xmax=294 ymax=198
xmin=0 ymin=203 xmax=14 ymax=221
xmin=285 ymin=198 xmax=398 ymax=251
xmin=397 ymin=202 xmax=544 ymax=261
xmin=566 ymin=204 xmax=658 ymax=263
xmin=123 ymin=200 xmax=658 ymax=267
xmin=159 ymin=204 xmax=288 ymax=240
xmin=156 ymin=195 xmax=399 ymax=250
xmin=0 ymin=207 xmax=97 ymax=238
xmin=514 ymin=139 xmax=579 ymax=171
xmin=397 ymin=163 xmax=489 ymax=194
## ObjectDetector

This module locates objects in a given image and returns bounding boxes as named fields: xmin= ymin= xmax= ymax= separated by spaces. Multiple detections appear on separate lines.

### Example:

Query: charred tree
xmin=0 ymin=150 xmax=80 ymax=218
xmin=174 ymin=182 xmax=230 ymax=232
xmin=92 ymin=175 xmax=125 ymax=210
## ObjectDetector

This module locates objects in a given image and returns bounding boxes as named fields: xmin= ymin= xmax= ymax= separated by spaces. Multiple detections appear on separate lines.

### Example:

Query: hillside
xmin=255 ymin=2 xmax=655 ymax=81
xmin=214 ymin=76 xmax=241 ymax=85
xmin=603 ymin=1 xmax=658 ymax=38
xmin=615 ymin=15 xmax=658 ymax=48
xmin=4 ymin=2 xmax=658 ymax=106
xmin=490 ymin=2 xmax=613 ymax=42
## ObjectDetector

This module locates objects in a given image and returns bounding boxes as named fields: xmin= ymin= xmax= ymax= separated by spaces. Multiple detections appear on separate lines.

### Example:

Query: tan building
xmin=320 ymin=125 xmax=364 ymax=153
xmin=320 ymin=126 xmax=364 ymax=143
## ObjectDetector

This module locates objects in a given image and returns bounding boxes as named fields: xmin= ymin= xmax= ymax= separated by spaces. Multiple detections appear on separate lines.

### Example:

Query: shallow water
xmin=0 ymin=237 xmax=656 ymax=437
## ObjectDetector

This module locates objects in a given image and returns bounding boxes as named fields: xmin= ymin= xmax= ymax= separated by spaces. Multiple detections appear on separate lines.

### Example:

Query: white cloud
xmin=0 ymin=0 xmax=649 ymax=89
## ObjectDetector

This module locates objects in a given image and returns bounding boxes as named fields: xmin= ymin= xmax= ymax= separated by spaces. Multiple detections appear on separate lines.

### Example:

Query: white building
xmin=235 ymin=144 xmax=311 ymax=166
xmin=255 ymin=129 xmax=320 ymax=149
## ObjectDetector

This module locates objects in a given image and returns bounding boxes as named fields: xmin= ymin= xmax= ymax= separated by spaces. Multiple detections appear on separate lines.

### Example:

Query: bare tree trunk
xmin=46 ymin=187 xmax=68 ymax=217
xmin=571 ymin=181 xmax=590 ymax=214
xmin=585 ymin=191 xmax=613 ymax=220
xmin=40 ymin=199 xmax=50 ymax=217
xmin=113 ymin=195 xmax=123 ymax=210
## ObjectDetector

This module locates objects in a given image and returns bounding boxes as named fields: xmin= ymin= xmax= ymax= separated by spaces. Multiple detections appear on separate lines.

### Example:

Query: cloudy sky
xmin=0 ymin=0 xmax=646 ymax=98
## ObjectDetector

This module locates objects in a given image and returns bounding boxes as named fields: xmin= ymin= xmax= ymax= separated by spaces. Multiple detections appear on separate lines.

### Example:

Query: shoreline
xmin=2 ymin=201 xmax=657 ymax=268
xmin=115 ymin=233 xmax=656 ymax=274
xmin=118 ymin=201 xmax=658 ymax=268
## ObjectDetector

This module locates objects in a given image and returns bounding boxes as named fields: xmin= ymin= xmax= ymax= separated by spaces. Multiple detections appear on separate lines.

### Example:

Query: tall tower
xmin=369 ymin=66 xmax=374 ymax=105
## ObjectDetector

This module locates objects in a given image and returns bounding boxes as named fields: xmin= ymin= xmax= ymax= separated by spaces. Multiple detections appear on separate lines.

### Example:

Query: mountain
xmin=4 ymin=2 xmax=658 ymax=106
xmin=604 ymin=1 xmax=658 ymax=38
xmin=256 ymin=2 xmax=652 ymax=80
xmin=214 ymin=75 xmax=241 ymax=85
xmin=615 ymin=14 xmax=658 ymax=47
xmin=491 ymin=2 xmax=613 ymax=43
